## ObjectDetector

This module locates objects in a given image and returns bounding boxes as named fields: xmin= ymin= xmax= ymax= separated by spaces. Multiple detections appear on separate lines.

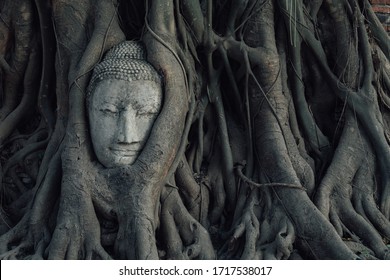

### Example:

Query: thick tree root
xmin=220 ymin=189 xmax=296 ymax=260
xmin=159 ymin=186 xmax=215 ymax=259
xmin=220 ymin=189 xmax=261 ymax=259
xmin=257 ymin=212 xmax=295 ymax=260
xmin=47 ymin=184 xmax=111 ymax=260
xmin=0 ymin=0 xmax=35 ymax=121
xmin=315 ymin=113 xmax=390 ymax=259
xmin=0 ymin=214 xmax=29 ymax=259
xmin=1 ymin=0 xmax=390 ymax=260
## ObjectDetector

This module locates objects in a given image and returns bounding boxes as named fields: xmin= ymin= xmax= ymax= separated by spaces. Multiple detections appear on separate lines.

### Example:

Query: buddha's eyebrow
xmin=131 ymin=100 xmax=159 ymax=112
xmin=98 ymin=101 xmax=119 ymax=109
xmin=100 ymin=96 xmax=121 ymax=106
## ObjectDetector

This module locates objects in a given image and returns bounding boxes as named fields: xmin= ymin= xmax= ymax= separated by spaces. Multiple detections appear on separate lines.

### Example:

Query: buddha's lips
xmin=109 ymin=146 xmax=140 ymax=156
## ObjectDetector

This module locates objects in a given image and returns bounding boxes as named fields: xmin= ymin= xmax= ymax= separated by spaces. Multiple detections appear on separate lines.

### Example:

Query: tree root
xmin=352 ymin=163 xmax=390 ymax=242
xmin=0 ymin=213 xmax=29 ymax=258
xmin=206 ymin=149 xmax=226 ymax=226
xmin=220 ymin=191 xmax=260 ymax=259
xmin=0 ymin=0 xmax=35 ymax=121
xmin=344 ymin=240 xmax=378 ymax=260
xmin=175 ymin=158 xmax=203 ymax=221
xmin=315 ymin=112 xmax=390 ymax=259
xmin=159 ymin=186 xmax=215 ymax=259
xmin=257 ymin=205 xmax=295 ymax=260
xmin=1 ymin=0 xmax=389 ymax=261
xmin=221 ymin=189 xmax=296 ymax=260
xmin=110 ymin=191 xmax=160 ymax=260
xmin=47 ymin=182 xmax=111 ymax=260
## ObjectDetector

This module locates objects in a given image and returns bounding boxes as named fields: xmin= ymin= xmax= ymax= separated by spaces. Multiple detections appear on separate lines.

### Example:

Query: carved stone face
xmin=88 ymin=79 xmax=162 ymax=168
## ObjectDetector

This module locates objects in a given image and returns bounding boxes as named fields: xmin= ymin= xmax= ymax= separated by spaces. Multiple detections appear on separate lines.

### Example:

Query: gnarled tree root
xmin=159 ymin=186 xmax=215 ymax=260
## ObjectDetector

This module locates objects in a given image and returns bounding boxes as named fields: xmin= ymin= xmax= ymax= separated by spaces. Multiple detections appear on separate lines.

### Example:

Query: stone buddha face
xmin=89 ymin=79 xmax=162 ymax=168
xmin=87 ymin=41 xmax=162 ymax=168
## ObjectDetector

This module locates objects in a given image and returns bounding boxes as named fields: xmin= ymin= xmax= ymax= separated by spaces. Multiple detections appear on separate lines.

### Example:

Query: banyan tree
xmin=0 ymin=0 xmax=390 ymax=260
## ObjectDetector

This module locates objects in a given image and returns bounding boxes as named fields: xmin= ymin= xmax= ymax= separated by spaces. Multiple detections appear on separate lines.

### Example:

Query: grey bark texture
xmin=0 ymin=0 xmax=389 ymax=260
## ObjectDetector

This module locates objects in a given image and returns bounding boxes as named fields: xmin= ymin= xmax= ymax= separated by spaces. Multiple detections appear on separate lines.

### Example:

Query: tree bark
xmin=0 ymin=0 xmax=389 ymax=260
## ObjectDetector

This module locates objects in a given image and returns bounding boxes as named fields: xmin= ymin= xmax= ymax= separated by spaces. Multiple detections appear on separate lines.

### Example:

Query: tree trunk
xmin=0 ymin=0 xmax=389 ymax=260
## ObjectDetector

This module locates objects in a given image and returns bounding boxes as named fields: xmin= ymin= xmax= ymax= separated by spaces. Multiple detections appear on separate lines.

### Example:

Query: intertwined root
xmin=1 ymin=0 xmax=390 ymax=260
xmin=0 ymin=214 xmax=29 ymax=259
xmin=159 ymin=186 xmax=215 ymax=260
xmin=47 ymin=190 xmax=111 ymax=260
xmin=314 ymin=113 xmax=390 ymax=259
xmin=219 ymin=189 xmax=296 ymax=260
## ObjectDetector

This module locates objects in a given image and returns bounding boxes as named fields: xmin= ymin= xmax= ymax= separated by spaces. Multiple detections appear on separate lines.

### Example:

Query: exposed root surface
xmin=0 ymin=0 xmax=390 ymax=260
xmin=159 ymin=186 xmax=215 ymax=260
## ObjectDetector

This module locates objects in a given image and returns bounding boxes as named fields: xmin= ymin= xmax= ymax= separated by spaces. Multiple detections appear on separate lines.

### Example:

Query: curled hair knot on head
xmin=87 ymin=41 xmax=162 ymax=100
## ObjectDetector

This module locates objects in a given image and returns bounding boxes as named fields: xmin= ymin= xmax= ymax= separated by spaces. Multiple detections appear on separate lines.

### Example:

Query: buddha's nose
xmin=117 ymin=111 xmax=138 ymax=144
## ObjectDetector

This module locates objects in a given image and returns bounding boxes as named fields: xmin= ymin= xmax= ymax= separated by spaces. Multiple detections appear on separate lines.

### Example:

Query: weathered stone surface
xmin=88 ymin=41 xmax=163 ymax=168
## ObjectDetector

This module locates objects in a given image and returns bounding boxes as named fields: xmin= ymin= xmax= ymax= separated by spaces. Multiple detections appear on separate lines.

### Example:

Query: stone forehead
xmin=88 ymin=41 xmax=161 ymax=97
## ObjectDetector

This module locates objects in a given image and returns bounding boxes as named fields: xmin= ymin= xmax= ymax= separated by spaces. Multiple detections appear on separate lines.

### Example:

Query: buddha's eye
xmin=100 ymin=108 xmax=118 ymax=116
xmin=137 ymin=106 xmax=159 ymax=117
xmin=137 ymin=110 xmax=158 ymax=117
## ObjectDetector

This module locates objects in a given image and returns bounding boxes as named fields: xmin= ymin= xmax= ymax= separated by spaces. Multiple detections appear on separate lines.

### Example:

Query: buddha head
xmin=87 ymin=41 xmax=163 ymax=168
